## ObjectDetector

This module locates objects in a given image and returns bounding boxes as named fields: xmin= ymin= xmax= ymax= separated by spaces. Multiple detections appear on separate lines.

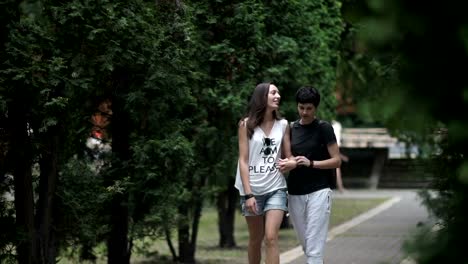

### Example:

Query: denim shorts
xmin=240 ymin=188 xmax=288 ymax=216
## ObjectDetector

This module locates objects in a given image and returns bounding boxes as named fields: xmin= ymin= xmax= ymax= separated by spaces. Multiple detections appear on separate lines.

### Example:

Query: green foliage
xmin=355 ymin=0 xmax=468 ymax=262
xmin=129 ymin=133 xmax=194 ymax=226
xmin=1 ymin=0 xmax=345 ymax=262
xmin=56 ymin=157 xmax=110 ymax=255
xmin=1 ymin=0 xmax=195 ymax=261
xmin=167 ymin=1 xmax=344 ymax=259
xmin=259 ymin=0 xmax=344 ymax=121
xmin=337 ymin=0 xmax=400 ymax=128
xmin=190 ymin=0 xmax=344 ymax=187
xmin=0 ymin=180 xmax=15 ymax=263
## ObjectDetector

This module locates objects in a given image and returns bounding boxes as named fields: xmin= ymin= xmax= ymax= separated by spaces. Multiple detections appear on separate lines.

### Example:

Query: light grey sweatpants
xmin=288 ymin=188 xmax=332 ymax=264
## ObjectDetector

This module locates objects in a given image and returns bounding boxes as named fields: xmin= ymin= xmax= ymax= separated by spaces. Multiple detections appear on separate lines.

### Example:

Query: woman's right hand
xmin=295 ymin=155 xmax=311 ymax=167
xmin=246 ymin=197 xmax=257 ymax=214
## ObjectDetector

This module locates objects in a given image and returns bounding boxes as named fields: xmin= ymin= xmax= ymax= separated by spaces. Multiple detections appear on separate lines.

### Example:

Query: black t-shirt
xmin=287 ymin=119 xmax=337 ymax=195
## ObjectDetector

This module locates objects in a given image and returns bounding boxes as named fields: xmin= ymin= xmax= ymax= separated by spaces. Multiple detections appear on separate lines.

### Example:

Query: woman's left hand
xmin=278 ymin=158 xmax=297 ymax=173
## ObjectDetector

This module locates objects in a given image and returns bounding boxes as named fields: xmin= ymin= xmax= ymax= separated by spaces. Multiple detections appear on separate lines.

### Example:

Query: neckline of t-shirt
xmin=258 ymin=119 xmax=278 ymax=138
xmin=298 ymin=118 xmax=318 ymax=127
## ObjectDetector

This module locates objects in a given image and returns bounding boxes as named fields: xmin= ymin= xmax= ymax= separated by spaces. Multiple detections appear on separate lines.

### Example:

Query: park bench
xmin=340 ymin=128 xmax=430 ymax=189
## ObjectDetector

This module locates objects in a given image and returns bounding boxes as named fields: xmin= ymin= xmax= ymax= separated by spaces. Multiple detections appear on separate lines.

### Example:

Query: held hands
xmin=278 ymin=158 xmax=297 ymax=173
xmin=295 ymin=156 xmax=312 ymax=167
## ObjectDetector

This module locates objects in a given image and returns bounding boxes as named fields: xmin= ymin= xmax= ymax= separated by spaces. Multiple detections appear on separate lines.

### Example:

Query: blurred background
xmin=1 ymin=0 xmax=467 ymax=263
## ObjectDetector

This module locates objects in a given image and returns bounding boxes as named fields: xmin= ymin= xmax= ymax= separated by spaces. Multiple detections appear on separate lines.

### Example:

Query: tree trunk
xmin=178 ymin=172 xmax=207 ymax=264
xmin=9 ymin=106 xmax=36 ymax=264
xmin=178 ymin=205 xmax=195 ymax=264
xmin=164 ymin=225 xmax=178 ymax=262
xmin=80 ymin=242 xmax=97 ymax=263
xmin=107 ymin=194 xmax=130 ymax=264
xmin=216 ymin=181 xmax=237 ymax=248
xmin=107 ymin=94 xmax=131 ymax=264
xmin=190 ymin=195 xmax=203 ymax=258
xmin=13 ymin=159 xmax=35 ymax=264
xmin=35 ymin=130 xmax=60 ymax=264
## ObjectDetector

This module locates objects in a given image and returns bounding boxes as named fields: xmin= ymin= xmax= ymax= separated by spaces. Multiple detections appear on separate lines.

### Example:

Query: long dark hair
xmin=242 ymin=82 xmax=281 ymax=138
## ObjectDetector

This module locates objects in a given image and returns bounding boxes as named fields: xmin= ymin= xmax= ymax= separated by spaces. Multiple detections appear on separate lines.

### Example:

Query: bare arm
xmin=282 ymin=124 xmax=294 ymax=159
xmin=316 ymin=142 xmax=342 ymax=169
xmin=238 ymin=120 xmax=258 ymax=214
xmin=279 ymin=123 xmax=297 ymax=172
xmin=238 ymin=120 xmax=251 ymax=194
xmin=296 ymin=142 xmax=342 ymax=169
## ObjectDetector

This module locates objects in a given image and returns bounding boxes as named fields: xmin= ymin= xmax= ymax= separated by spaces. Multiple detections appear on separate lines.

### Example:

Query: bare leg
xmin=246 ymin=216 xmax=264 ymax=264
xmin=264 ymin=210 xmax=284 ymax=264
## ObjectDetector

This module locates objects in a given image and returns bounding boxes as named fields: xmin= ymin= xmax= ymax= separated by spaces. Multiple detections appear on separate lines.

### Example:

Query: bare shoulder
xmin=279 ymin=118 xmax=289 ymax=133
xmin=279 ymin=118 xmax=289 ymax=127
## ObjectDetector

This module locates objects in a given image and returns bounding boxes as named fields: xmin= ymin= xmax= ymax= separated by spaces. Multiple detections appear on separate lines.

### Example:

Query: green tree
xmin=0 ymin=0 xmax=195 ymax=263
xmin=180 ymin=1 xmax=343 ymax=261
xmin=336 ymin=0 xmax=399 ymax=128
xmin=0 ymin=2 xmax=25 ymax=263
xmin=356 ymin=1 xmax=468 ymax=263
xmin=259 ymin=0 xmax=343 ymax=121
xmin=1 ymin=1 xmax=345 ymax=263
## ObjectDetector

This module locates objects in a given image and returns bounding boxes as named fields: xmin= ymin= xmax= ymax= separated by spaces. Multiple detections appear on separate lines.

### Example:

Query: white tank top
xmin=235 ymin=119 xmax=288 ymax=195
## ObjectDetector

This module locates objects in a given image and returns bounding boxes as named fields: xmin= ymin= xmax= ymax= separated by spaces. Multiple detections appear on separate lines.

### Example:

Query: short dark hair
xmin=295 ymin=86 xmax=320 ymax=108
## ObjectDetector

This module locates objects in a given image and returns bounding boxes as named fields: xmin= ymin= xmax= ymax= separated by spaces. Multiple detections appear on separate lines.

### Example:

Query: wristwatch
xmin=244 ymin=193 xmax=255 ymax=200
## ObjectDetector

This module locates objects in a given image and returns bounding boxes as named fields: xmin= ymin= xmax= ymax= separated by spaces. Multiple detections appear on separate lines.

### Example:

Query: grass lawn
xmin=132 ymin=196 xmax=389 ymax=264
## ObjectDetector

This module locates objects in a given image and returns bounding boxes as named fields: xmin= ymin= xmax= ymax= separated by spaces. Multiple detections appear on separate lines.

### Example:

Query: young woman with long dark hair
xmin=235 ymin=82 xmax=295 ymax=264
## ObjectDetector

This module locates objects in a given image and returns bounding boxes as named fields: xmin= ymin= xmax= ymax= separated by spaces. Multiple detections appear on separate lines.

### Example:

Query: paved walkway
xmin=280 ymin=189 xmax=429 ymax=264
